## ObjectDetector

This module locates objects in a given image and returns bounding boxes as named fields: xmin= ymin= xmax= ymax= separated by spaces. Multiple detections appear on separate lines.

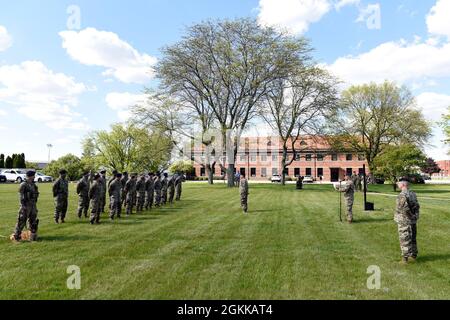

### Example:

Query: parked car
xmin=271 ymin=174 xmax=282 ymax=183
xmin=406 ymin=174 xmax=425 ymax=184
xmin=303 ymin=176 xmax=314 ymax=183
xmin=0 ymin=173 xmax=6 ymax=183
xmin=36 ymin=172 xmax=53 ymax=183
xmin=0 ymin=169 xmax=27 ymax=183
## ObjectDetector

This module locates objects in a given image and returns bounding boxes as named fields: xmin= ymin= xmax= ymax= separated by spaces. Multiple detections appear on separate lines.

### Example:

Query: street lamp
xmin=47 ymin=144 xmax=53 ymax=163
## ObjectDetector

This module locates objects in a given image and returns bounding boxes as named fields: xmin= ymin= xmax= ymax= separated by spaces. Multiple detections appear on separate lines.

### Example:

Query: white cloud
xmin=327 ymin=40 xmax=450 ymax=86
xmin=417 ymin=92 xmax=450 ymax=122
xmin=257 ymin=0 xmax=332 ymax=34
xmin=105 ymin=92 xmax=146 ymax=121
xmin=0 ymin=26 xmax=12 ymax=51
xmin=0 ymin=61 xmax=89 ymax=130
xmin=335 ymin=0 xmax=360 ymax=11
xmin=426 ymin=0 xmax=450 ymax=39
xmin=59 ymin=28 xmax=157 ymax=84
xmin=0 ymin=109 xmax=7 ymax=116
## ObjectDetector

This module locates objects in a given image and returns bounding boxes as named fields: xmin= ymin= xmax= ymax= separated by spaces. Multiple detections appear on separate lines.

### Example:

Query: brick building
xmin=192 ymin=136 xmax=369 ymax=182
xmin=434 ymin=160 xmax=450 ymax=178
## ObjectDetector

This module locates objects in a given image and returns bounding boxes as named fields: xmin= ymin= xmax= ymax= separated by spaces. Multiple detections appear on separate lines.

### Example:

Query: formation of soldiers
xmin=12 ymin=169 xmax=184 ymax=241
xmin=12 ymin=169 xmax=420 ymax=264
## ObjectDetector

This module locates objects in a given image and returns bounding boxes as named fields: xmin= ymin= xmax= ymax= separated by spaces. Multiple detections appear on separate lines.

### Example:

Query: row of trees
xmin=0 ymin=153 xmax=26 ymax=169
xmin=129 ymin=18 xmax=433 ymax=187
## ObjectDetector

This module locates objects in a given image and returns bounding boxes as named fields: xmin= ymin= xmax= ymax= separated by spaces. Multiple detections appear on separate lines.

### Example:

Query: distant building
xmin=434 ymin=160 xmax=450 ymax=178
xmin=191 ymin=136 xmax=369 ymax=182
xmin=29 ymin=161 xmax=49 ymax=170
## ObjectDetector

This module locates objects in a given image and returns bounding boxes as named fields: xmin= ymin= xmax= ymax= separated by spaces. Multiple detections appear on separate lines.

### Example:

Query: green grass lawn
xmin=0 ymin=182 xmax=449 ymax=300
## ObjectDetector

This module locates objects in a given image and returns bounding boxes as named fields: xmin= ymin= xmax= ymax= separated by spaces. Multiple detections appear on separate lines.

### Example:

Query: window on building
xmin=359 ymin=168 xmax=365 ymax=176
xmin=200 ymin=168 xmax=206 ymax=176
xmin=260 ymin=155 xmax=267 ymax=162
xmin=346 ymin=154 xmax=353 ymax=161
xmin=272 ymin=154 xmax=278 ymax=161
xmin=294 ymin=168 xmax=300 ymax=177
xmin=306 ymin=154 xmax=312 ymax=161
xmin=295 ymin=153 xmax=301 ymax=161
xmin=240 ymin=168 xmax=246 ymax=176
xmin=272 ymin=168 xmax=278 ymax=176
xmin=332 ymin=154 xmax=338 ymax=161
xmin=317 ymin=154 xmax=324 ymax=161
xmin=250 ymin=155 xmax=257 ymax=162
xmin=317 ymin=168 xmax=324 ymax=177
xmin=283 ymin=168 xmax=289 ymax=176
xmin=251 ymin=168 xmax=256 ymax=177
xmin=306 ymin=168 xmax=312 ymax=176
xmin=358 ymin=154 xmax=365 ymax=161
xmin=261 ymin=168 xmax=267 ymax=177
xmin=346 ymin=168 xmax=353 ymax=176
xmin=240 ymin=155 xmax=246 ymax=162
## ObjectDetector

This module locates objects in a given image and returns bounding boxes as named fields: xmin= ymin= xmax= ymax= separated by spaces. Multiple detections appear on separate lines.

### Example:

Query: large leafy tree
xmin=329 ymin=81 xmax=431 ymax=173
xmin=373 ymin=144 xmax=426 ymax=191
xmin=441 ymin=107 xmax=450 ymax=153
xmin=43 ymin=154 xmax=84 ymax=181
xmin=157 ymin=18 xmax=310 ymax=187
xmin=84 ymin=123 xmax=172 ymax=173
xmin=421 ymin=158 xmax=441 ymax=176
xmin=260 ymin=67 xmax=338 ymax=185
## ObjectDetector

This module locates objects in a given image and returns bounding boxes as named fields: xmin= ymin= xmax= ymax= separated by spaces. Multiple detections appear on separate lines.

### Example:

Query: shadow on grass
xmin=419 ymin=254 xmax=450 ymax=263
xmin=38 ymin=235 xmax=93 ymax=242
xmin=353 ymin=217 xmax=392 ymax=224
xmin=251 ymin=209 xmax=276 ymax=213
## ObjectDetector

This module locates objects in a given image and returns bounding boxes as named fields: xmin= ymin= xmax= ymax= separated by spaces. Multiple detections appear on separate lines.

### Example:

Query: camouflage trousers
xmin=175 ymin=186 xmax=182 ymax=201
xmin=110 ymin=195 xmax=122 ymax=219
xmin=161 ymin=189 xmax=168 ymax=205
xmin=126 ymin=193 xmax=136 ymax=215
xmin=100 ymin=193 xmax=106 ymax=213
xmin=154 ymin=190 xmax=162 ymax=207
xmin=54 ymin=195 xmax=68 ymax=221
xmin=344 ymin=196 xmax=354 ymax=222
xmin=14 ymin=203 xmax=38 ymax=240
xmin=168 ymin=188 xmax=175 ymax=204
xmin=90 ymin=199 xmax=101 ymax=224
xmin=240 ymin=194 xmax=248 ymax=213
xmin=145 ymin=190 xmax=154 ymax=210
xmin=136 ymin=192 xmax=146 ymax=212
xmin=77 ymin=195 xmax=89 ymax=218
xmin=397 ymin=223 xmax=418 ymax=259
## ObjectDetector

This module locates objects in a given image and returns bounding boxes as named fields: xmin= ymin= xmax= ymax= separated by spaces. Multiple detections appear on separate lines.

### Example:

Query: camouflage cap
xmin=26 ymin=170 xmax=36 ymax=177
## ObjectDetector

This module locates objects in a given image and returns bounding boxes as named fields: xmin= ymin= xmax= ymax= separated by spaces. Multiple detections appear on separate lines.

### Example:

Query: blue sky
xmin=0 ymin=0 xmax=449 ymax=162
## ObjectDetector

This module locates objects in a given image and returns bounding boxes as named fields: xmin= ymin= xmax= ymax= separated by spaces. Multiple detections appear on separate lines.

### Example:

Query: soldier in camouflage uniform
xmin=120 ymin=172 xmax=129 ymax=206
xmin=154 ymin=174 xmax=162 ymax=207
xmin=53 ymin=169 xmax=69 ymax=224
xmin=99 ymin=170 xmax=107 ymax=213
xmin=336 ymin=175 xmax=355 ymax=223
xmin=136 ymin=175 xmax=147 ymax=213
xmin=13 ymin=171 xmax=40 ymax=241
xmin=145 ymin=173 xmax=155 ymax=210
xmin=76 ymin=171 xmax=90 ymax=219
xmin=108 ymin=173 xmax=122 ymax=220
xmin=161 ymin=173 xmax=168 ymax=205
xmin=107 ymin=170 xmax=118 ymax=210
xmin=124 ymin=174 xmax=137 ymax=215
xmin=395 ymin=178 xmax=420 ymax=264
xmin=89 ymin=174 xmax=102 ymax=224
xmin=168 ymin=175 xmax=176 ymax=204
xmin=175 ymin=173 xmax=183 ymax=201
xmin=239 ymin=173 xmax=249 ymax=214
xmin=351 ymin=172 xmax=358 ymax=191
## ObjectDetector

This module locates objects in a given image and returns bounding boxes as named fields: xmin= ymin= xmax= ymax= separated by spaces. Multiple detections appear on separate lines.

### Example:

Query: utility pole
xmin=47 ymin=144 xmax=53 ymax=163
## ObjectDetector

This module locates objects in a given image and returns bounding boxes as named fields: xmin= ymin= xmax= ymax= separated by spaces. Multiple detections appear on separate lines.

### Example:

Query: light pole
xmin=47 ymin=144 xmax=53 ymax=163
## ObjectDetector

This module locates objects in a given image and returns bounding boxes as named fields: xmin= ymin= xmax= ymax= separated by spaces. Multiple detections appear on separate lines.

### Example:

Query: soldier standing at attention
xmin=145 ymin=173 xmax=155 ymax=210
xmin=124 ymin=174 xmax=137 ymax=215
xmin=161 ymin=173 xmax=169 ymax=205
xmin=108 ymin=173 xmax=123 ymax=220
xmin=175 ymin=173 xmax=183 ymax=201
xmin=53 ymin=169 xmax=69 ymax=224
xmin=154 ymin=173 xmax=162 ymax=207
xmin=351 ymin=171 xmax=358 ymax=190
xmin=120 ymin=172 xmax=129 ymax=206
xmin=107 ymin=170 xmax=118 ymax=210
xmin=89 ymin=174 xmax=102 ymax=225
xmin=99 ymin=170 xmax=107 ymax=214
xmin=76 ymin=171 xmax=90 ymax=219
xmin=136 ymin=175 xmax=146 ymax=213
xmin=168 ymin=174 xmax=176 ymax=204
xmin=13 ymin=171 xmax=40 ymax=242
xmin=395 ymin=178 xmax=420 ymax=264
xmin=239 ymin=173 xmax=249 ymax=214
xmin=336 ymin=175 xmax=355 ymax=223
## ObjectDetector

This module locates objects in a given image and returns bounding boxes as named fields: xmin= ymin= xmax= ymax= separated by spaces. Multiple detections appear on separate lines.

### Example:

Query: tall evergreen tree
xmin=5 ymin=156 xmax=13 ymax=169
xmin=0 ymin=154 xmax=4 ymax=168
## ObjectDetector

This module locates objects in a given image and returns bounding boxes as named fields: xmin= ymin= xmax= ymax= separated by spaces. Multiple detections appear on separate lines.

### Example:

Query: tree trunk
xmin=206 ymin=165 xmax=214 ymax=185
xmin=227 ymin=164 xmax=235 ymax=188
xmin=393 ymin=183 xmax=397 ymax=192
xmin=281 ymin=147 xmax=288 ymax=186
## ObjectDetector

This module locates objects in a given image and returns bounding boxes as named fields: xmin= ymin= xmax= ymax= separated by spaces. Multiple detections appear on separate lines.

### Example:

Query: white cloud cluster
xmin=416 ymin=92 xmax=450 ymax=122
xmin=257 ymin=0 xmax=361 ymax=34
xmin=426 ymin=0 xmax=450 ymax=39
xmin=0 ymin=61 xmax=88 ymax=130
xmin=59 ymin=28 xmax=157 ymax=84
xmin=0 ymin=25 xmax=12 ymax=51
xmin=105 ymin=92 xmax=146 ymax=121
